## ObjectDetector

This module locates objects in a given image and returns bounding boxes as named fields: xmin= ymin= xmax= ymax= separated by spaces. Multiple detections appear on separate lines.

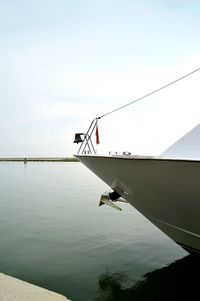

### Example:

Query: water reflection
xmin=97 ymin=254 xmax=200 ymax=300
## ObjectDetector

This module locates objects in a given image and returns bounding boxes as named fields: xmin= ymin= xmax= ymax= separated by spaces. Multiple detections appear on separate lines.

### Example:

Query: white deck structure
xmin=161 ymin=124 xmax=200 ymax=159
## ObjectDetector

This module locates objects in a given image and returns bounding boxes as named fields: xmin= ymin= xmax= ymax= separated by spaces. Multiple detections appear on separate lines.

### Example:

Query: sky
xmin=1 ymin=0 xmax=200 ymax=157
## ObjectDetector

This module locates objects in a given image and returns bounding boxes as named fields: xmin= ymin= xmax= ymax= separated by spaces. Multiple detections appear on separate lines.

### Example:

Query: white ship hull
xmin=76 ymin=154 xmax=200 ymax=253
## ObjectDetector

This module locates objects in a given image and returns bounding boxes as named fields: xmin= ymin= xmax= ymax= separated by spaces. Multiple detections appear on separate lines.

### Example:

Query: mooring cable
xmin=97 ymin=66 xmax=200 ymax=120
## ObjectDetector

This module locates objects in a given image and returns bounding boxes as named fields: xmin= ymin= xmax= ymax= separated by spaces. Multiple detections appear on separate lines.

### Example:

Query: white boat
xmin=74 ymin=123 xmax=200 ymax=254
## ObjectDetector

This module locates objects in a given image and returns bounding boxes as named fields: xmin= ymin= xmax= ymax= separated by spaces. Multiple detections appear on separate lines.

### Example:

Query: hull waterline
xmin=75 ymin=154 xmax=200 ymax=253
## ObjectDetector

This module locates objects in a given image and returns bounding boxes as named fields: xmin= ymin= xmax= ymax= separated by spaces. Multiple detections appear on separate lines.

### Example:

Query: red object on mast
xmin=95 ymin=124 xmax=100 ymax=144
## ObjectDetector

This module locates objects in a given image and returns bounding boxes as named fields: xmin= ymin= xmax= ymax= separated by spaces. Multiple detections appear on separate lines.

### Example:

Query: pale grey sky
xmin=1 ymin=0 xmax=200 ymax=157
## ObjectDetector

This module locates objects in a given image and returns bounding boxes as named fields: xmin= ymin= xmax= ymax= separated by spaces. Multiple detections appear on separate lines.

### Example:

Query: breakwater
xmin=0 ymin=157 xmax=79 ymax=162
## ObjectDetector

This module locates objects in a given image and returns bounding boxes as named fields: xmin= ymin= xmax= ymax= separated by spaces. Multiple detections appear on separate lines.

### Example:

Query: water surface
xmin=0 ymin=162 xmax=197 ymax=300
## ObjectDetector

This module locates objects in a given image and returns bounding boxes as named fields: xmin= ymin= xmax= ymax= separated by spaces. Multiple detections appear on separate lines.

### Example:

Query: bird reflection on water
xmin=97 ymin=254 xmax=199 ymax=301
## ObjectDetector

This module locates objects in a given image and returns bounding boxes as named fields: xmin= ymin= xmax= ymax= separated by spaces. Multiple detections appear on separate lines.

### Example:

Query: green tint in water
xmin=0 ymin=163 xmax=196 ymax=301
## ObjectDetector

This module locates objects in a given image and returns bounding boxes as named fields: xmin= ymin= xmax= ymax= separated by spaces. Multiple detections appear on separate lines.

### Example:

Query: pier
xmin=0 ymin=273 xmax=71 ymax=300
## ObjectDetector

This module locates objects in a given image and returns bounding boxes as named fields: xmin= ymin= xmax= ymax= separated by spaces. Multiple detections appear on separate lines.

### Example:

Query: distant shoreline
xmin=0 ymin=157 xmax=79 ymax=162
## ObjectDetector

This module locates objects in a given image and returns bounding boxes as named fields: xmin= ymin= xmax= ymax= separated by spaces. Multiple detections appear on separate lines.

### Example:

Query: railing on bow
xmin=73 ymin=118 xmax=100 ymax=154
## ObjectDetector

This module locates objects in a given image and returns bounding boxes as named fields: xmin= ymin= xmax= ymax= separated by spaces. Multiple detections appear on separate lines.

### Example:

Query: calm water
xmin=0 ymin=162 xmax=199 ymax=300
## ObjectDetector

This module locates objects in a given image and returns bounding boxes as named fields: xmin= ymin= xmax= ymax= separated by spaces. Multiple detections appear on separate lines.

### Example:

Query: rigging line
xmin=97 ymin=66 xmax=200 ymax=119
